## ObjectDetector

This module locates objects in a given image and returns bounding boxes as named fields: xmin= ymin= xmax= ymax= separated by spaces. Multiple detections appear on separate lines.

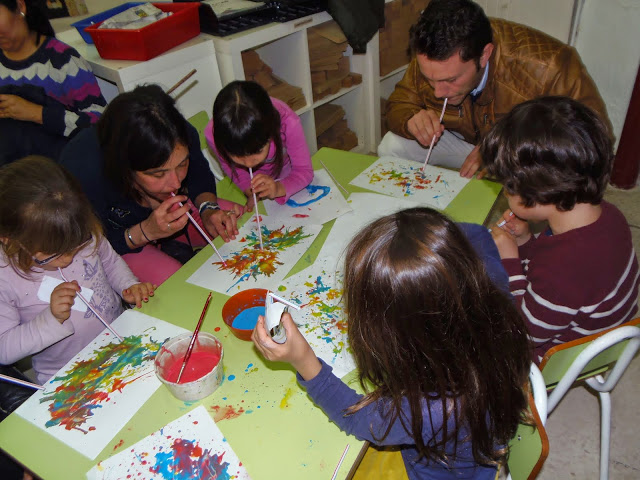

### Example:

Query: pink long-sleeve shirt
xmin=205 ymin=97 xmax=313 ymax=204
xmin=0 ymin=237 xmax=138 ymax=384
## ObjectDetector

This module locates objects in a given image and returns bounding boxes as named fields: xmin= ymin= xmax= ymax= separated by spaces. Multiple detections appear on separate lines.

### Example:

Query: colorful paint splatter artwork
xmin=15 ymin=310 xmax=187 ymax=460
xmin=264 ymin=169 xmax=351 ymax=227
xmin=277 ymin=257 xmax=356 ymax=379
xmin=349 ymin=156 xmax=469 ymax=209
xmin=87 ymin=406 xmax=250 ymax=480
xmin=187 ymin=217 xmax=321 ymax=295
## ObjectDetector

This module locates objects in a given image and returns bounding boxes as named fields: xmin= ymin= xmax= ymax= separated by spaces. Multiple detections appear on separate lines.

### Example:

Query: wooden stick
xmin=166 ymin=69 xmax=197 ymax=95
xmin=318 ymin=159 xmax=349 ymax=197
xmin=0 ymin=374 xmax=44 ymax=390
xmin=57 ymin=269 xmax=123 ymax=341
xmin=421 ymin=98 xmax=448 ymax=172
xmin=248 ymin=168 xmax=264 ymax=250
xmin=170 ymin=192 xmax=227 ymax=266
xmin=177 ymin=292 xmax=213 ymax=384
xmin=330 ymin=444 xmax=350 ymax=480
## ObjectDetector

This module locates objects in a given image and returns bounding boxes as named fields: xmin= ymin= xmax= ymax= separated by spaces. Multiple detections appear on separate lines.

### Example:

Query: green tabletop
xmin=0 ymin=148 xmax=501 ymax=480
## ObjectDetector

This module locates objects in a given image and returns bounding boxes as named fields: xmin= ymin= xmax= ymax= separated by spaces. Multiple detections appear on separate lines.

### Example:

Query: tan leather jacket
xmin=386 ymin=18 xmax=613 ymax=144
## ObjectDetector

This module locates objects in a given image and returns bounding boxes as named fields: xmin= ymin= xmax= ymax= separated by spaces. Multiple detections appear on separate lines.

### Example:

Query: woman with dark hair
xmin=253 ymin=208 xmax=532 ymax=479
xmin=205 ymin=80 xmax=313 ymax=212
xmin=59 ymin=85 xmax=242 ymax=285
xmin=0 ymin=0 xmax=106 ymax=165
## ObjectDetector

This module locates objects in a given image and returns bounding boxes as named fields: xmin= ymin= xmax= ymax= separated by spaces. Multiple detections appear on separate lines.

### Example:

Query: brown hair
xmin=343 ymin=208 xmax=531 ymax=465
xmin=481 ymin=96 xmax=613 ymax=211
xmin=0 ymin=156 xmax=102 ymax=274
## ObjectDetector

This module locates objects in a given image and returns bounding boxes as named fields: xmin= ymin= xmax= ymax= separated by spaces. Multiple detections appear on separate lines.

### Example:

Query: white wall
xmin=573 ymin=0 xmax=640 ymax=147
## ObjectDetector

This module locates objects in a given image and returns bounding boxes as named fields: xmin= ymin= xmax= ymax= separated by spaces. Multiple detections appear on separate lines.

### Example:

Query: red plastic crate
xmin=85 ymin=3 xmax=200 ymax=61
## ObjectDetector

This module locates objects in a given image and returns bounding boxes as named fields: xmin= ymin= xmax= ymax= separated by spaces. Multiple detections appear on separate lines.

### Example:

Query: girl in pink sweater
xmin=206 ymin=81 xmax=313 ymax=212
xmin=0 ymin=156 xmax=154 ymax=384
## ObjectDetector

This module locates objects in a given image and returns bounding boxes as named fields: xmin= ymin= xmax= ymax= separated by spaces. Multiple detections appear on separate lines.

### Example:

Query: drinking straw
xmin=58 ymin=268 xmax=123 ymax=341
xmin=177 ymin=292 xmax=213 ymax=383
xmin=330 ymin=444 xmax=350 ymax=480
xmin=0 ymin=374 xmax=44 ymax=391
xmin=248 ymin=168 xmax=264 ymax=250
xmin=422 ymin=98 xmax=448 ymax=172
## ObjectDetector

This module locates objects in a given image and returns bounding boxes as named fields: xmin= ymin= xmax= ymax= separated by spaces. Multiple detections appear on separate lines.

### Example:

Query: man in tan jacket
xmin=380 ymin=0 xmax=611 ymax=178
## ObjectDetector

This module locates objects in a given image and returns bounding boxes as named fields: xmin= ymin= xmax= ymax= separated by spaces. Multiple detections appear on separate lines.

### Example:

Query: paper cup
xmin=155 ymin=332 xmax=223 ymax=402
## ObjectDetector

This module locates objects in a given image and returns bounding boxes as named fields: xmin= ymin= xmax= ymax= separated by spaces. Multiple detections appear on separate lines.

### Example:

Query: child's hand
xmin=252 ymin=313 xmax=321 ymax=381
xmin=491 ymin=226 xmax=519 ymax=259
xmin=250 ymin=174 xmax=285 ymax=200
xmin=50 ymin=281 xmax=80 ymax=323
xmin=122 ymin=282 xmax=156 ymax=308
xmin=499 ymin=209 xmax=531 ymax=246
xmin=243 ymin=189 xmax=256 ymax=214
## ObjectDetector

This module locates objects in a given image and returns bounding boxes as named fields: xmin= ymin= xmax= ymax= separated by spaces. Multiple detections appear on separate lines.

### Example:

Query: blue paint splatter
xmin=227 ymin=375 xmax=236 ymax=381
xmin=286 ymin=185 xmax=330 ymax=207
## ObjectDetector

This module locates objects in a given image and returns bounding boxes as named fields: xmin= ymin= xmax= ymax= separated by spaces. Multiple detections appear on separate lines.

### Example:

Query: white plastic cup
xmin=154 ymin=332 xmax=224 ymax=402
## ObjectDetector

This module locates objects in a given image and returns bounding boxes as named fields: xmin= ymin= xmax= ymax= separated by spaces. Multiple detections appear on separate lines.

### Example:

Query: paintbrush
xmin=422 ymin=98 xmax=448 ymax=173
xmin=0 ymin=374 xmax=44 ymax=391
xmin=248 ymin=167 xmax=264 ymax=250
xmin=318 ymin=159 xmax=349 ymax=197
xmin=177 ymin=292 xmax=213 ymax=384
xmin=166 ymin=69 xmax=197 ymax=95
xmin=58 ymin=268 xmax=123 ymax=342
xmin=170 ymin=192 xmax=227 ymax=266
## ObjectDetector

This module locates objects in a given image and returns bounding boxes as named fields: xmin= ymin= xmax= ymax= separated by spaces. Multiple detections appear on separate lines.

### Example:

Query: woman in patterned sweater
xmin=0 ymin=0 xmax=106 ymax=164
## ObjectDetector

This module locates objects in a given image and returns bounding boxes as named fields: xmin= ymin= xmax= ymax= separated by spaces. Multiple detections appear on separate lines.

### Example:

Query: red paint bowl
xmin=222 ymin=288 xmax=268 ymax=341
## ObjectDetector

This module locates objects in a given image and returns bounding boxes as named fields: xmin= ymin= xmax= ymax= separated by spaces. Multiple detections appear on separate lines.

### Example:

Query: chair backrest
xmin=506 ymin=364 xmax=549 ymax=480
xmin=539 ymin=318 xmax=640 ymax=403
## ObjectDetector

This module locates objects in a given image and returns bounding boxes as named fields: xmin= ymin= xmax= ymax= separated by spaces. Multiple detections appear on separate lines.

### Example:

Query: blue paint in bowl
xmin=231 ymin=306 xmax=264 ymax=330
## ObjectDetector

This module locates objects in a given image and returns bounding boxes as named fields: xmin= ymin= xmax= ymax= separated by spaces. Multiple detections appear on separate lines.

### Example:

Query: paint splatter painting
xmin=264 ymin=169 xmax=351 ymax=226
xmin=87 ymin=406 xmax=250 ymax=480
xmin=15 ymin=310 xmax=187 ymax=460
xmin=277 ymin=257 xmax=355 ymax=379
xmin=187 ymin=217 xmax=321 ymax=295
xmin=349 ymin=156 xmax=469 ymax=209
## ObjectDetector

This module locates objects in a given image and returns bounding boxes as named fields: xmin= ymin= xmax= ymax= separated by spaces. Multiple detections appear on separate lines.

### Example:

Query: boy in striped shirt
xmin=482 ymin=96 xmax=639 ymax=361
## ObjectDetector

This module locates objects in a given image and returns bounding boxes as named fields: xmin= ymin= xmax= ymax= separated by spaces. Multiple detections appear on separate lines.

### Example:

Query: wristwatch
xmin=198 ymin=201 xmax=220 ymax=216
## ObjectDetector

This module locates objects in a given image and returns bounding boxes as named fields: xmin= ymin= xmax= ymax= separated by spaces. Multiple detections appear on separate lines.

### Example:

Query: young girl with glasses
xmin=0 ymin=156 xmax=155 ymax=385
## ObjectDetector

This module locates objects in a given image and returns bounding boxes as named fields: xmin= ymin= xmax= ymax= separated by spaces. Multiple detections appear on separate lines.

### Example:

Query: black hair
xmin=409 ymin=0 xmax=492 ymax=63
xmin=481 ymin=96 xmax=613 ymax=211
xmin=97 ymin=84 xmax=190 ymax=202
xmin=212 ymin=80 xmax=284 ymax=179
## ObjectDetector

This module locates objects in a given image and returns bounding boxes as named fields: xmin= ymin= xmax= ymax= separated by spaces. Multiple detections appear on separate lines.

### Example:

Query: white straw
xmin=58 ymin=268 xmax=123 ymax=341
xmin=422 ymin=98 xmax=448 ymax=172
xmin=170 ymin=193 xmax=226 ymax=266
xmin=248 ymin=168 xmax=264 ymax=250
xmin=0 ymin=374 xmax=44 ymax=390
xmin=267 ymin=291 xmax=301 ymax=311
xmin=330 ymin=444 xmax=350 ymax=480
xmin=318 ymin=159 xmax=349 ymax=197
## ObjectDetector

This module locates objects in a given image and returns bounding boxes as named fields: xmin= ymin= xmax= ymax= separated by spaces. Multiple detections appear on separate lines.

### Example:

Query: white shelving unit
xmin=55 ymin=30 xmax=223 ymax=120
xmin=211 ymin=12 xmax=379 ymax=155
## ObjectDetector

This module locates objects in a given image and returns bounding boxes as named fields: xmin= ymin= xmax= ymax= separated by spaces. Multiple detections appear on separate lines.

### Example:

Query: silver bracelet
xmin=126 ymin=227 xmax=138 ymax=247
xmin=198 ymin=201 xmax=220 ymax=216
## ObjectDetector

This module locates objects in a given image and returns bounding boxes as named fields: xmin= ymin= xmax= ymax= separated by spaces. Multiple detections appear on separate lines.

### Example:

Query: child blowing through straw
xmin=483 ymin=96 xmax=639 ymax=361
xmin=206 ymin=81 xmax=313 ymax=212
xmin=253 ymin=208 xmax=531 ymax=480
xmin=0 ymin=156 xmax=155 ymax=385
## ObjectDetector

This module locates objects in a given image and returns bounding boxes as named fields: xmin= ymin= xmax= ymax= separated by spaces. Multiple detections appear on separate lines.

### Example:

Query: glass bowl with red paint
xmin=155 ymin=332 xmax=224 ymax=402
xmin=222 ymin=288 xmax=268 ymax=341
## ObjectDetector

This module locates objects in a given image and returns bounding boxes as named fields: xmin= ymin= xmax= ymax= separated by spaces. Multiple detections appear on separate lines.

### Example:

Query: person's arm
xmin=95 ymin=237 xmax=140 ymax=294
xmin=545 ymin=45 xmax=614 ymax=138
xmin=273 ymin=102 xmax=314 ymax=204
xmin=40 ymin=45 xmax=106 ymax=137
xmin=0 ymin=283 xmax=74 ymax=366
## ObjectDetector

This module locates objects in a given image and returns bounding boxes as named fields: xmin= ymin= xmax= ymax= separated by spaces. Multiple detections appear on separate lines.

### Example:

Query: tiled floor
xmin=489 ymin=186 xmax=640 ymax=480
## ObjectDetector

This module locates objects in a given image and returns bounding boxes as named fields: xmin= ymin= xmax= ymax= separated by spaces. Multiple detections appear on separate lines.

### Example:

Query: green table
xmin=0 ymin=148 xmax=501 ymax=480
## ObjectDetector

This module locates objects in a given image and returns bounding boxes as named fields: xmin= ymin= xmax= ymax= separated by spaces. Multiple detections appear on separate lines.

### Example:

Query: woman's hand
xmin=0 ymin=94 xmax=43 ymax=124
xmin=122 ymin=282 xmax=156 ymax=308
xmin=143 ymin=195 xmax=190 ymax=241
xmin=50 ymin=281 xmax=80 ymax=323
xmin=250 ymin=174 xmax=285 ymax=200
xmin=202 ymin=208 xmax=239 ymax=242
xmin=252 ymin=313 xmax=321 ymax=381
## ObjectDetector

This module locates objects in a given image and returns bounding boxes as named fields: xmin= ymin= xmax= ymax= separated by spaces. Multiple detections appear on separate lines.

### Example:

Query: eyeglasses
xmin=31 ymin=235 xmax=93 ymax=266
